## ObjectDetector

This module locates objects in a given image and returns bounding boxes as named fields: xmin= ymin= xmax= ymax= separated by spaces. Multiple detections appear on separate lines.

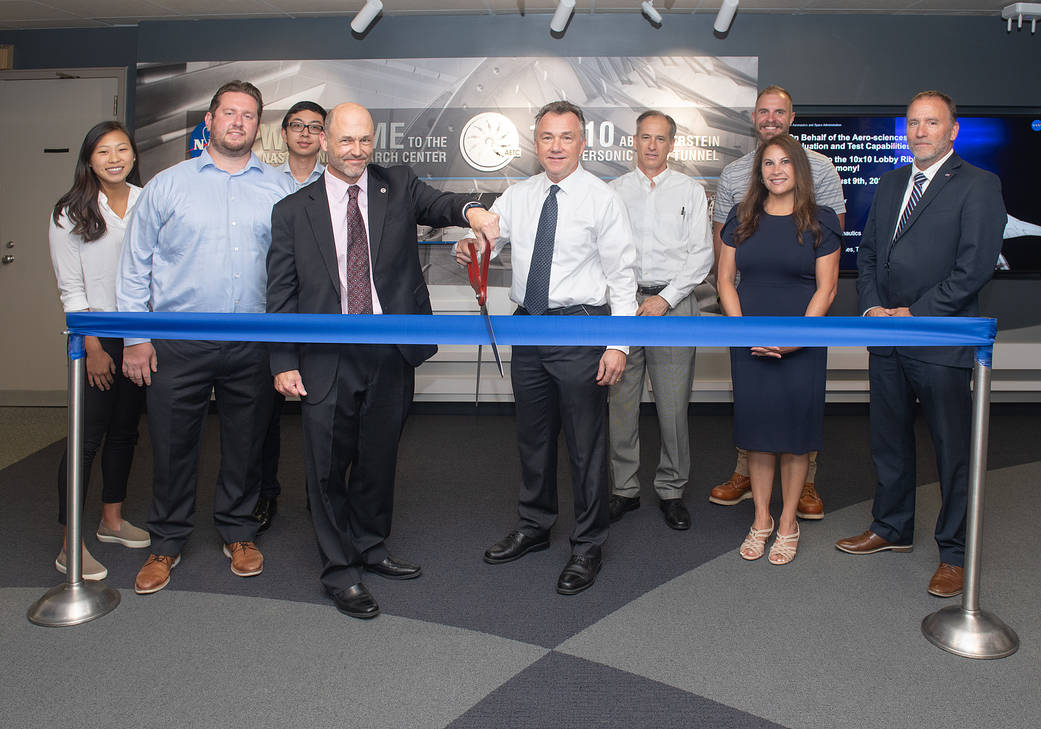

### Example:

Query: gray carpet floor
xmin=0 ymin=408 xmax=1037 ymax=728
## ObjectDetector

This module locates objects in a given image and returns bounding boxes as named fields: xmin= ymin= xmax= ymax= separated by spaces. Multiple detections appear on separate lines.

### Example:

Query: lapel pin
xmin=380 ymin=187 xmax=387 ymax=194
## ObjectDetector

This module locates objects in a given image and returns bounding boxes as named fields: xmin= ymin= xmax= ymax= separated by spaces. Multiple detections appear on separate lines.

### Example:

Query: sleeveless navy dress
xmin=721 ymin=207 xmax=841 ymax=454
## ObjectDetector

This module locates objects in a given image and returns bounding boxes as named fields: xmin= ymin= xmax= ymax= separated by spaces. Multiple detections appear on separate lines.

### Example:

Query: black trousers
xmin=57 ymin=337 xmax=145 ymax=525
xmin=510 ymin=305 xmax=611 ymax=556
xmin=868 ymin=351 xmax=971 ymax=566
xmin=300 ymin=344 xmax=413 ymax=593
xmin=260 ymin=389 xmax=285 ymax=499
xmin=145 ymin=340 xmax=271 ymax=555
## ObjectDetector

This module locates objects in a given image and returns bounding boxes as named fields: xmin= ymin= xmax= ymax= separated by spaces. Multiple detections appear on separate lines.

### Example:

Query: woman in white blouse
xmin=49 ymin=121 xmax=149 ymax=580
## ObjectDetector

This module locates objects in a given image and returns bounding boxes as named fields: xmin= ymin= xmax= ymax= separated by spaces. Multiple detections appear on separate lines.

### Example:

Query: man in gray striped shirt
xmin=708 ymin=85 xmax=846 ymax=521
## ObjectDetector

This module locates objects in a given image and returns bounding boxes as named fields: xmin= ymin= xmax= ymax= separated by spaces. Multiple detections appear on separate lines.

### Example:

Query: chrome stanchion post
xmin=921 ymin=346 xmax=1018 ymax=658
xmin=27 ymin=332 xmax=121 ymax=626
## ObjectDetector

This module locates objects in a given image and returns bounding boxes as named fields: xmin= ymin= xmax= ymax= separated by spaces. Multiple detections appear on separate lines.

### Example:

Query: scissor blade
xmin=481 ymin=305 xmax=504 ymax=378
xmin=475 ymin=344 xmax=482 ymax=406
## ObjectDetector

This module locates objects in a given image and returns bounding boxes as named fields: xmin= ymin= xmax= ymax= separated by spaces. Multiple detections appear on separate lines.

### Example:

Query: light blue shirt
xmin=278 ymin=159 xmax=325 ymax=190
xmin=117 ymin=148 xmax=295 ymax=344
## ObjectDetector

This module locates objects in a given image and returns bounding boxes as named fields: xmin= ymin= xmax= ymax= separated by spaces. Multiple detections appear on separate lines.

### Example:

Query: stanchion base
xmin=26 ymin=581 xmax=121 ymax=627
xmin=922 ymin=606 xmax=1019 ymax=659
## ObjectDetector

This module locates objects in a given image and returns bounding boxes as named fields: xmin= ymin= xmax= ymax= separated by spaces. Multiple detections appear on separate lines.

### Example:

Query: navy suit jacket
xmin=266 ymin=164 xmax=480 ymax=402
xmin=856 ymin=152 xmax=1006 ymax=368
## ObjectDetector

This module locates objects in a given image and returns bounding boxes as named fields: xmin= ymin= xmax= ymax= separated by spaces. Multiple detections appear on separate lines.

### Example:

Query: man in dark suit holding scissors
xmin=267 ymin=102 xmax=499 ymax=619
xmin=836 ymin=91 xmax=1005 ymax=598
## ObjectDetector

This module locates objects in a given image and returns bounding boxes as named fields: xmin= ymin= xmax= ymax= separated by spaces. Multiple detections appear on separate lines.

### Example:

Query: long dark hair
xmin=51 ymin=121 xmax=141 ymax=242
xmin=733 ymin=133 xmax=822 ymax=248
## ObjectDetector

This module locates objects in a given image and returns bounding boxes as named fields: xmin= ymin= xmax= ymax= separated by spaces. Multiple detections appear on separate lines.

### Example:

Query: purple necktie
xmin=345 ymin=184 xmax=373 ymax=315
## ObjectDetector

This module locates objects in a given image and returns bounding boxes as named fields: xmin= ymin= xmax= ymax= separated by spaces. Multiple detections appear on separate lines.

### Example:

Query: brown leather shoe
xmin=223 ymin=541 xmax=264 ymax=577
xmin=834 ymin=530 xmax=913 ymax=555
xmin=928 ymin=562 xmax=964 ymax=597
xmin=709 ymin=472 xmax=752 ymax=505
xmin=796 ymin=481 xmax=824 ymax=520
xmin=134 ymin=554 xmax=180 ymax=595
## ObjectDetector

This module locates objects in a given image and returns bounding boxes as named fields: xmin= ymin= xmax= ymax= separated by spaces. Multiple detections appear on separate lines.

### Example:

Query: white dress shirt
xmin=49 ymin=185 xmax=142 ymax=312
xmin=325 ymin=168 xmax=383 ymax=314
xmin=610 ymin=167 xmax=712 ymax=307
xmin=491 ymin=165 xmax=637 ymax=316
xmin=896 ymin=147 xmax=955 ymax=218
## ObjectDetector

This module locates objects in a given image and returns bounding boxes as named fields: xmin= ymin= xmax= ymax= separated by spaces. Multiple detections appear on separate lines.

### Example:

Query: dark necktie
xmin=345 ymin=184 xmax=373 ymax=315
xmin=523 ymin=184 xmax=559 ymax=315
xmin=894 ymin=171 xmax=927 ymax=239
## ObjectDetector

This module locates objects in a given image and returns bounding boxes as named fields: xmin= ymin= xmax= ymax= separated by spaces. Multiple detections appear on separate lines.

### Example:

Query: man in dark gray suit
xmin=835 ymin=91 xmax=1006 ymax=598
xmin=267 ymin=102 xmax=499 ymax=619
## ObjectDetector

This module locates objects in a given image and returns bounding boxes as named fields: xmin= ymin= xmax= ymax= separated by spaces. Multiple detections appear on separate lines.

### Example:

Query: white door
xmin=0 ymin=73 xmax=122 ymax=404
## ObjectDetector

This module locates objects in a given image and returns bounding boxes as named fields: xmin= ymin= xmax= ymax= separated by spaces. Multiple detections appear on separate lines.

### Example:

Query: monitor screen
xmin=790 ymin=113 xmax=1041 ymax=274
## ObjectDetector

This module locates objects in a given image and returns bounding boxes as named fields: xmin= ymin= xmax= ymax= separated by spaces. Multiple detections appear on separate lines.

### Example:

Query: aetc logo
xmin=459 ymin=112 xmax=521 ymax=172
xmin=1031 ymin=119 xmax=1041 ymax=132
xmin=189 ymin=120 xmax=210 ymax=158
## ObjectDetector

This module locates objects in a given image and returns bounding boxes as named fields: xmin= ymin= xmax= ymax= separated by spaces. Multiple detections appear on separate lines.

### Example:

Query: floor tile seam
xmin=5 ymin=584 xmax=555 ymax=655
xmin=540 ymin=647 xmax=789 ymax=728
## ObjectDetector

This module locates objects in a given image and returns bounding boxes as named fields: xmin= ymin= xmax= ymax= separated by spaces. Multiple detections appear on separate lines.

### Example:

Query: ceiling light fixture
xmin=1002 ymin=2 xmax=1041 ymax=32
xmin=350 ymin=0 xmax=383 ymax=34
xmin=714 ymin=0 xmax=739 ymax=34
xmin=550 ymin=0 xmax=576 ymax=34
xmin=641 ymin=1 xmax=663 ymax=25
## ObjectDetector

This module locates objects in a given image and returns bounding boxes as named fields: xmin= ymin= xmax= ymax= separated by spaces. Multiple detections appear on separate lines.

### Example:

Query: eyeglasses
xmin=287 ymin=120 xmax=324 ymax=134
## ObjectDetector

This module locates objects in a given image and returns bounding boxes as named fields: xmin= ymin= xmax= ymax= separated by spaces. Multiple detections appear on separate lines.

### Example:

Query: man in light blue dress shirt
xmin=117 ymin=80 xmax=295 ymax=595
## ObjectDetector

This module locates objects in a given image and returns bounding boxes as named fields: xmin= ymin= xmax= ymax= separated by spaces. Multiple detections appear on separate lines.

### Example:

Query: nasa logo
xmin=188 ymin=120 xmax=210 ymax=158
xmin=1031 ymin=119 xmax=1041 ymax=132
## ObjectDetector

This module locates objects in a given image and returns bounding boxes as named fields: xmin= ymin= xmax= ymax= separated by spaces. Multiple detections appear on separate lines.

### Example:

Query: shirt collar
xmin=913 ymin=148 xmax=955 ymax=183
xmin=279 ymin=159 xmax=324 ymax=179
xmin=637 ymin=165 xmax=671 ymax=189
xmin=97 ymin=184 xmax=141 ymax=214
xmin=195 ymin=147 xmax=264 ymax=175
xmin=325 ymin=166 xmax=368 ymax=202
xmin=541 ymin=164 xmax=585 ymax=196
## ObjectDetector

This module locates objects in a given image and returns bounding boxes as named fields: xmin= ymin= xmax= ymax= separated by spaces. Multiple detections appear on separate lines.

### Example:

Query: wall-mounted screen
xmin=791 ymin=114 xmax=1041 ymax=275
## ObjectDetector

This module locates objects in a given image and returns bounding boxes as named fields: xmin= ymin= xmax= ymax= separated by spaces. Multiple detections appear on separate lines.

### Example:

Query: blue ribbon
xmin=67 ymin=312 xmax=996 ymax=348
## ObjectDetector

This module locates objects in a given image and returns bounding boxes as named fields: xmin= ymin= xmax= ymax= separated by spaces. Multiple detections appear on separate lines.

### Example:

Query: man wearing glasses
xmin=279 ymin=101 xmax=327 ymax=189
xmin=253 ymin=100 xmax=331 ymax=535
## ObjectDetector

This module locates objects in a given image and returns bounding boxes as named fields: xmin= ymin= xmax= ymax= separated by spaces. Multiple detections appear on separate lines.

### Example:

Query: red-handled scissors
xmin=467 ymin=241 xmax=504 ymax=405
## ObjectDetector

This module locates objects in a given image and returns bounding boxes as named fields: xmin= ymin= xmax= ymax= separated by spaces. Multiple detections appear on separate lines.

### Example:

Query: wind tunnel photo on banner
xmin=133 ymin=56 xmax=757 ymax=289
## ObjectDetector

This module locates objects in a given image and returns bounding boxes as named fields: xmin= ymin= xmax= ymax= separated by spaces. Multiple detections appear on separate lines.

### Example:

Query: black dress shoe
xmin=660 ymin=498 xmax=691 ymax=530
xmin=556 ymin=553 xmax=602 ymax=595
xmin=484 ymin=530 xmax=550 ymax=564
xmin=365 ymin=555 xmax=422 ymax=580
xmin=330 ymin=583 xmax=379 ymax=619
xmin=609 ymin=494 xmax=640 ymax=522
xmin=252 ymin=496 xmax=278 ymax=533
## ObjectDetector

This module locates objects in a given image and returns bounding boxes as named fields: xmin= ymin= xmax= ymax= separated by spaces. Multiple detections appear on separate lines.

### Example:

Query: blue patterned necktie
xmin=894 ymin=171 xmax=927 ymax=239
xmin=523 ymin=184 xmax=559 ymax=315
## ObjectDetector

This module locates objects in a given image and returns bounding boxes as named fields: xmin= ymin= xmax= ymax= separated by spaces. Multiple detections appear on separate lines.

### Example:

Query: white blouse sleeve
xmin=48 ymin=210 xmax=89 ymax=312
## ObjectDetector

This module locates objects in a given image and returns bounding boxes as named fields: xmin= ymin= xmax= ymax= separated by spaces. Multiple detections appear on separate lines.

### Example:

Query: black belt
xmin=638 ymin=284 xmax=666 ymax=296
xmin=515 ymin=304 xmax=610 ymax=316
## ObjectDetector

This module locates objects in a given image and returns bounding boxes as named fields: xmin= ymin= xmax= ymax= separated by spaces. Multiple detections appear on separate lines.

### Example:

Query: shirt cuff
xmin=124 ymin=337 xmax=151 ymax=347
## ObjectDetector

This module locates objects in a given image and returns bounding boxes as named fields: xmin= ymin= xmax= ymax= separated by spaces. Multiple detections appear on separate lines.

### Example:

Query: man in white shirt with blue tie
xmin=607 ymin=110 xmax=712 ymax=532
xmin=458 ymin=100 xmax=637 ymax=595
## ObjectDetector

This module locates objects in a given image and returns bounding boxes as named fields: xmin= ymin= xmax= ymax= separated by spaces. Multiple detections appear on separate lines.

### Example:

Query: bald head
xmin=322 ymin=102 xmax=376 ymax=184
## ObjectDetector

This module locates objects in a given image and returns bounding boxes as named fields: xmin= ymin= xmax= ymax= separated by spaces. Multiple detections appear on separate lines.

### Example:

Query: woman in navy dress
xmin=717 ymin=134 xmax=841 ymax=565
